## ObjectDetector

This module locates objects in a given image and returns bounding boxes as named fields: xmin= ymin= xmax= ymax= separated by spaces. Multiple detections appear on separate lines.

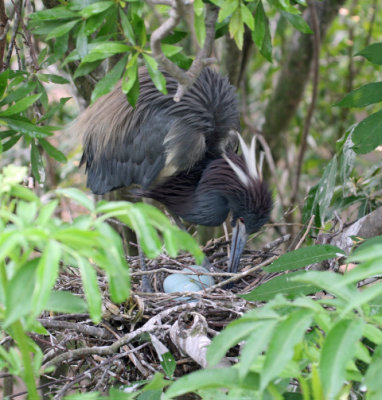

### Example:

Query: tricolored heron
xmin=78 ymin=67 xmax=272 ymax=274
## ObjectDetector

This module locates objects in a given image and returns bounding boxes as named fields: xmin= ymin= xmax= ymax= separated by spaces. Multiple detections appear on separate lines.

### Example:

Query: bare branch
xmin=149 ymin=0 xmax=218 ymax=101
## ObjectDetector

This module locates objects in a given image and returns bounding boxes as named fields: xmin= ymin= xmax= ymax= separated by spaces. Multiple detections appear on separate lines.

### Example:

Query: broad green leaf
xmin=85 ymin=13 xmax=106 ymax=36
xmin=164 ymin=368 xmax=258 ymax=399
xmin=2 ymin=134 xmax=21 ymax=151
xmin=142 ymin=54 xmax=167 ymax=94
xmin=36 ymin=200 xmax=58 ymax=226
xmin=218 ymin=0 xmax=238 ymax=23
xmin=239 ymin=321 xmax=277 ymax=380
xmin=5 ymin=259 xmax=38 ymax=327
xmin=320 ymin=319 xmax=363 ymax=399
xmin=77 ymin=258 xmax=102 ymax=323
xmin=80 ymin=1 xmax=114 ymax=18
xmin=76 ymin=21 xmax=88 ymax=58
xmin=37 ymin=74 xmax=69 ymax=85
xmin=46 ymin=290 xmax=88 ymax=314
xmin=267 ymin=245 xmax=344 ymax=273
xmin=356 ymin=43 xmax=382 ymax=65
xmin=54 ymin=229 xmax=99 ymax=249
xmin=207 ymin=321 xmax=261 ymax=366
xmin=31 ymin=241 xmax=61 ymax=318
xmin=241 ymin=3 xmax=254 ymax=30
xmin=161 ymin=44 xmax=183 ymax=57
xmin=194 ymin=0 xmax=204 ymax=16
xmin=0 ymin=231 xmax=21 ymax=263
xmin=364 ymin=345 xmax=382 ymax=395
xmin=31 ymin=141 xmax=43 ymax=183
xmin=29 ymin=7 xmax=78 ymax=21
xmin=91 ymin=54 xmax=128 ymax=103
xmin=56 ymin=188 xmax=94 ymax=211
xmin=0 ymin=69 xmax=9 ymax=98
xmin=82 ymin=42 xmax=131 ymax=63
xmin=242 ymin=271 xmax=319 ymax=301
xmin=161 ymin=352 xmax=176 ymax=379
xmin=0 ymin=81 xmax=36 ymax=106
xmin=73 ymin=60 xmax=101 ymax=79
xmin=281 ymin=11 xmax=312 ymax=34
xmin=229 ymin=8 xmax=244 ymax=49
xmin=123 ymin=55 xmax=140 ymax=107
xmin=194 ymin=11 xmax=206 ymax=48
xmin=363 ymin=324 xmax=382 ymax=345
xmin=335 ymin=82 xmax=382 ymax=108
xmin=253 ymin=1 xmax=272 ymax=61
xmin=352 ymin=110 xmax=382 ymax=154
xmin=39 ymin=138 xmax=67 ymax=163
xmin=0 ymin=94 xmax=41 ymax=117
xmin=260 ymin=309 xmax=313 ymax=391
xmin=46 ymin=19 xmax=80 ymax=40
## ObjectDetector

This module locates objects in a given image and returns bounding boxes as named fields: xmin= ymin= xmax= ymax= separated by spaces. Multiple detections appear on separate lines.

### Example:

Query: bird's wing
xmin=78 ymin=68 xmax=240 ymax=194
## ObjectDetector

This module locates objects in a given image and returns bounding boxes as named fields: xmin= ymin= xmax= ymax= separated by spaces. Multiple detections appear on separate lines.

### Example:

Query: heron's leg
xmin=137 ymin=238 xmax=153 ymax=293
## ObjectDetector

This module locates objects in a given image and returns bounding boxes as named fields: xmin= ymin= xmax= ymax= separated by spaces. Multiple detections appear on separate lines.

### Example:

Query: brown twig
xmin=149 ymin=0 xmax=218 ymax=101
xmin=0 ymin=0 xmax=8 ymax=70
xmin=291 ymin=0 xmax=321 ymax=205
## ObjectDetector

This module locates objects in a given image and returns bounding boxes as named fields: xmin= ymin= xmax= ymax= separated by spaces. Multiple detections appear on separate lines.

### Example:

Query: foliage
xmin=0 ymin=165 xmax=203 ymax=399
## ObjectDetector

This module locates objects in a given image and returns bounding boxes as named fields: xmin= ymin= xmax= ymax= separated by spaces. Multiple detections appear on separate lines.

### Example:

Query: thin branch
xmin=0 ymin=0 xmax=8 ymax=70
xmin=291 ymin=0 xmax=321 ymax=205
xmin=149 ymin=0 xmax=218 ymax=101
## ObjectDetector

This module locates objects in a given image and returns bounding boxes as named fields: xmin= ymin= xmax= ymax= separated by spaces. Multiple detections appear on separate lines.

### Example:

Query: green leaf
xmin=161 ymin=44 xmax=183 ymax=57
xmin=0 ymin=94 xmax=41 ymax=117
xmin=364 ymin=345 xmax=382 ymax=395
xmin=320 ymin=319 xmax=363 ymax=399
xmin=56 ymin=188 xmax=95 ymax=211
xmin=267 ymin=245 xmax=345 ymax=273
xmin=91 ymin=54 xmax=128 ymax=103
xmin=0 ymin=69 xmax=9 ymax=98
xmin=229 ymin=8 xmax=244 ymax=50
xmin=260 ymin=310 xmax=313 ymax=391
xmin=0 ymin=231 xmax=22 ymax=263
xmin=253 ymin=1 xmax=272 ymax=61
xmin=161 ymin=352 xmax=176 ymax=379
xmin=122 ymin=54 xmax=139 ymax=107
xmin=194 ymin=0 xmax=204 ymax=16
xmin=142 ymin=54 xmax=167 ymax=94
xmin=241 ymin=3 xmax=254 ymax=30
xmin=77 ymin=258 xmax=102 ymax=324
xmin=242 ymin=271 xmax=319 ymax=301
xmin=356 ymin=43 xmax=382 ymax=65
xmin=316 ymin=156 xmax=337 ymax=223
xmin=46 ymin=290 xmax=88 ymax=314
xmin=119 ymin=8 xmax=136 ymax=45
xmin=76 ymin=21 xmax=88 ymax=58
xmin=281 ymin=11 xmax=312 ymax=34
xmin=1 ymin=117 xmax=53 ymax=138
xmin=352 ymin=110 xmax=382 ymax=154
xmin=335 ymin=82 xmax=382 ymax=108
xmin=29 ymin=7 xmax=78 ymax=21
xmin=31 ymin=241 xmax=61 ymax=318
xmin=46 ymin=19 xmax=81 ymax=40
xmin=218 ymin=0 xmax=238 ymax=23
xmin=82 ymin=42 xmax=131 ymax=63
xmin=80 ymin=1 xmax=114 ymax=19
xmin=5 ymin=259 xmax=38 ymax=327
xmin=0 ymin=81 xmax=36 ymax=106
xmin=31 ymin=141 xmax=43 ymax=183
xmin=194 ymin=11 xmax=206 ymax=48
xmin=73 ymin=61 xmax=101 ymax=80
xmin=39 ymin=138 xmax=67 ymax=163
xmin=37 ymin=74 xmax=70 ymax=84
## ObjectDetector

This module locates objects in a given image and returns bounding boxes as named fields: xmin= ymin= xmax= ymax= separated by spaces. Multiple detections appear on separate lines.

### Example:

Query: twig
xmin=0 ymin=0 xmax=8 ymax=70
xmin=293 ymin=214 xmax=315 ymax=250
xmin=291 ymin=0 xmax=321 ymax=204
xmin=149 ymin=1 xmax=218 ymax=101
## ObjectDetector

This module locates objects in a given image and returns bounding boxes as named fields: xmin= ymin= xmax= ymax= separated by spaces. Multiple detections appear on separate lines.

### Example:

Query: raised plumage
xmin=78 ymin=67 xmax=272 ymax=273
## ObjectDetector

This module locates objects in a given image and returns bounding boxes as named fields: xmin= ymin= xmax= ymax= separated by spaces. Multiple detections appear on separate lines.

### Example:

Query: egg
xmin=183 ymin=265 xmax=215 ymax=288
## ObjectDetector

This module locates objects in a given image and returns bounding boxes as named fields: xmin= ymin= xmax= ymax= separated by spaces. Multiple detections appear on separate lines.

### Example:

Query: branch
xmin=0 ymin=0 xmax=8 ymax=70
xmin=149 ymin=1 xmax=218 ymax=101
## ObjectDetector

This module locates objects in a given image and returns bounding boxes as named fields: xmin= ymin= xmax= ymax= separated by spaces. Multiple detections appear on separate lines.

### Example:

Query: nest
xmin=27 ymin=234 xmax=287 ymax=398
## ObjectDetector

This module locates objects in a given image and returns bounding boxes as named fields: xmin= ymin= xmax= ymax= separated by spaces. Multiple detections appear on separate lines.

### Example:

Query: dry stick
xmin=291 ymin=0 xmax=321 ymax=205
xmin=149 ymin=1 xmax=218 ymax=101
xmin=42 ymin=302 xmax=199 ymax=370
xmin=293 ymin=214 xmax=315 ymax=250
xmin=0 ymin=0 xmax=8 ymax=70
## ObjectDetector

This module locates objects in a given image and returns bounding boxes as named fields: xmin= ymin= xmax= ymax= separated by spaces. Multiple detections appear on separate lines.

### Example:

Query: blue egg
xmin=163 ymin=273 xmax=202 ymax=294
xmin=183 ymin=265 xmax=215 ymax=288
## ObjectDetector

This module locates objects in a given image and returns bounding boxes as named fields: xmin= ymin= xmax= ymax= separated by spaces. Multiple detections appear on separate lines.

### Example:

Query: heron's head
xmin=223 ymin=133 xmax=273 ymax=273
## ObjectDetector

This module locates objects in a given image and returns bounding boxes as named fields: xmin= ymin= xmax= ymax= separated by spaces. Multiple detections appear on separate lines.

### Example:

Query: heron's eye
xmin=239 ymin=217 xmax=244 ymax=223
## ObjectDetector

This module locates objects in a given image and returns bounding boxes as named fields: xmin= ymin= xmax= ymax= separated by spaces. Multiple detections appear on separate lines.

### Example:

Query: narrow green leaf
xmin=0 ymin=69 xmax=9 ymax=98
xmin=242 ymin=271 xmax=319 ymax=301
xmin=267 ymin=245 xmax=344 ymax=273
xmin=0 ymin=231 xmax=21 ymax=263
xmin=0 ymin=94 xmax=42 ymax=117
xmin=36 ymin=200 xmax=58 ymax=226
xmin=56 ymin=188 xmax=95 ymax=211
xmin=31 ymin=141 xmax=43 ymax=183
xmin=161 ymin=44 xmax=183 ymax=57
xmin=78 ymin=258 xmax=102 ymax=324
xmin=82 ymin=42 xmax=130 ymax=63
xmin=194 ymin=0 xmax=204 ymax=16
xmin=80 ymin=1 xmax=114 ymax=19
xmin=119 ymin=8 xmax=135 ymax=45
xmin=253 ymin=1 xmax=272 ymax=61
xmin=76 ymin=21 xmax=88 ymax=58
xmin=352 ymin=110 xmax=382 ymax=154
xmin=39 ymin=138 xmax=67 ymax=163
xmin=2 ymin=134 xmax=21 ymax=151
xmin=260 ymin=310 xmax=313 ymax=391
xmin=281 ymin=11 xmax=312 ymax=34
xmin=29 ymin=7 xmax=78 ymax=21
xmin=142 ymin=54 xmax=167 ymax=94
xmin=91 ymin=54 xmax=128 ymax=103
xmin=356 ymin=43 xmax=382 ymax=65
xmin=320 ymin=319 xmax=363 ymax=399
xmin=31 ymin=241 xmax=61 ymax=317
xmin=2 ymin=117 xmax=54 ymax=137
xmin=46 ymin=290 xmax=88 ymax=314
xmin=229 ymin=8 xmax=244 ymax=49
xmin=241 ymin=3 xmax=254 ymax=30
xmin=37 ymin=74 xmax=70 ymax=84
xmin=316 ymin=156 xmax=337 ymax=223
xmin=73 ymin=61 xmax=101 ymax=79
xmin=335 ymin=82 xmax=382 ymax=108
xmin=194 ymin=11 xmax=206 ymax=48
xmin=0 ymin=81 xmax=36 ymax=106
xmin=46 ymin=19 xmax=80 ymax=40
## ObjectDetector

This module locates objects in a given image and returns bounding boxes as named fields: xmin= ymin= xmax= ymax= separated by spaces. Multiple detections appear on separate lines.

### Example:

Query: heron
xmin=77 ymin=67 xmax=273 ymax=275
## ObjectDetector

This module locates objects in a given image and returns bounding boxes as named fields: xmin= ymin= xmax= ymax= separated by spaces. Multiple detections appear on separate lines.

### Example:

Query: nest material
xmin=26 ymin=234 xmax=286 ymax=398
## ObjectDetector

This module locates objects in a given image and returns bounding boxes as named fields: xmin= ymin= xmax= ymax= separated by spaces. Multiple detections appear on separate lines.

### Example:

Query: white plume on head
xmin=224 ymin=131 xmax=264 ymax=185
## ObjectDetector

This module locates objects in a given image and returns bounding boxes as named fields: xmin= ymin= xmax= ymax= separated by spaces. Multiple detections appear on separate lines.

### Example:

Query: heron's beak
xmin=228 ymin=219 xmax=248 ymax=273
